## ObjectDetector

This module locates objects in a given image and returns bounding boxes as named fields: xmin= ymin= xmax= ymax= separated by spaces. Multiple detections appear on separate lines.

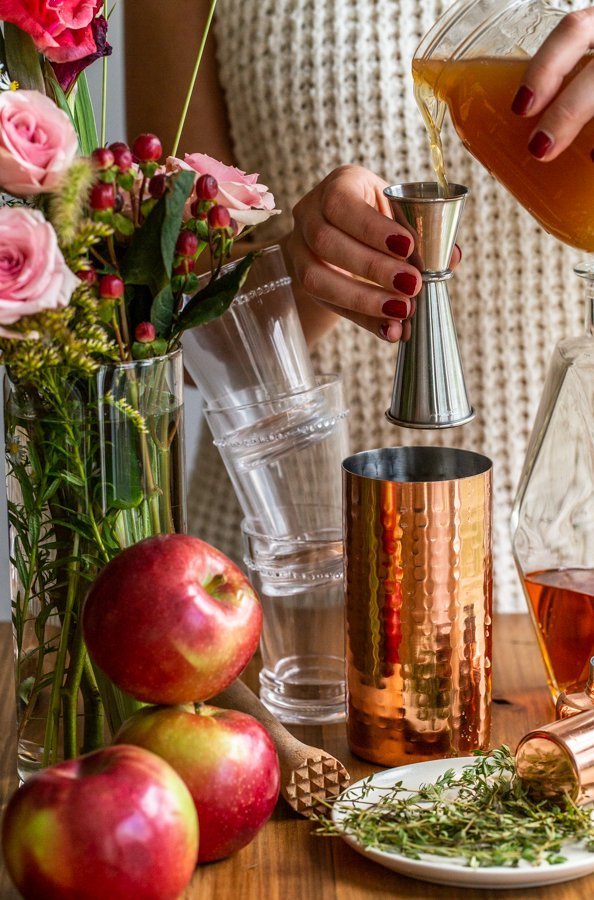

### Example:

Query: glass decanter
xmin=511 ymin=264 xmax=594 ymax=700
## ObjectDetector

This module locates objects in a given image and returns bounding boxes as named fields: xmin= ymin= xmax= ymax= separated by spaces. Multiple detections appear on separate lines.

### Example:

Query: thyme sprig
xmin=318 ymin=746 xmax=594 ymax=868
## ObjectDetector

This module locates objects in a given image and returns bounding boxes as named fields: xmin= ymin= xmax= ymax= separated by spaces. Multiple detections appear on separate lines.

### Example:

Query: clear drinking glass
xmin=242 ymin=506 xmax=345 ymax=724
xmin=204 ymin=375 xmax=349 ymax=536
xmin=182 ymin=244 xmax=316 ymax=407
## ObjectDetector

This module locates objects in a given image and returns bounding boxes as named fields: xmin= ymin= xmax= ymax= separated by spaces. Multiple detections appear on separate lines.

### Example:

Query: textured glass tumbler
xmin=182 ymin=244 xmax=316 ymax=407
xmin=242 ymin=507 xmax=346 ymax=724
xmin=343 ymin=446 xmax=493 ymax=766
xmin=204 ymin=375 xmax=349 ymax=536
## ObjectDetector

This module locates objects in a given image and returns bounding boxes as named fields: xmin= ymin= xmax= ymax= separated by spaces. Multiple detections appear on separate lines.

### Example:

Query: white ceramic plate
xmin=331 ymin=757 xmax=594 ymax=890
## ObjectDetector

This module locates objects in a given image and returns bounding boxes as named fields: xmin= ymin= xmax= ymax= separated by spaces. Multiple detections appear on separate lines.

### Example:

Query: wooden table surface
xmin=1 ymin=615 xmax=593 ymax=900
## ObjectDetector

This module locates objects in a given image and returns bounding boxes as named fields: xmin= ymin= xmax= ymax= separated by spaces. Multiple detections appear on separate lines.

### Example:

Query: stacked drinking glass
xmin=183 ymin=246 xmax=349 ymax=723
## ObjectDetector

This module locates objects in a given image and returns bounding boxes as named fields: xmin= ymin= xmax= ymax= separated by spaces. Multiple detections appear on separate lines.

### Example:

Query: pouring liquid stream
xmin=413 ymin=77 xmax=450 ymax=199
xmin=412 ymin=55 xmax=594 ymax=252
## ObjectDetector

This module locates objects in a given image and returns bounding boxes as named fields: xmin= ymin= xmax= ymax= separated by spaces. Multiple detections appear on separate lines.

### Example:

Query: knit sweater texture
xmin=187 ymin=0 xmax=586 ymax=612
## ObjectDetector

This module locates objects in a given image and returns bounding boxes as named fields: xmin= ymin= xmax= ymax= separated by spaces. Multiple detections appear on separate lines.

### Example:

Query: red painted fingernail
xmin=392 ymin=272 xmax=417 ymax=296
xmin=511 ymin=85 xmax=534 ymax=116
xmin=382 ymin=298 xmax=409 ymax=318
xmin=528 ymin=130 xmax=553 ymax=159
xmin=386 ymin=233 xmax=412 ymax=257
xmin=379 ymin=322 xmax=391 ymax=339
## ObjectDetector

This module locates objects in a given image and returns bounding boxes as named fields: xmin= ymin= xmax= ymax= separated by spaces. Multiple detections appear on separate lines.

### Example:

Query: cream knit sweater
xmin=188 ymin=0 xmax=587 ymax=612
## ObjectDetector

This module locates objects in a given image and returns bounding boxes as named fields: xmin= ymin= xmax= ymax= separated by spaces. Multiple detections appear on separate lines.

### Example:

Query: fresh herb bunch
xmin=318 ymin=746 xmax=594 ymax=868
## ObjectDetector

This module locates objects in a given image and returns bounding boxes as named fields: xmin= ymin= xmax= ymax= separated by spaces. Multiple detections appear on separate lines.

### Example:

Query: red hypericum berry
xmin=78 ymin=268 xmax=96 ymax=283
xmin=229 ymin=218 xmax=239 ymax=235
xmin=208 ymin=204 xmax=231 ymax=229
xmin=109 ymin=142 xmax=133 ymax=171
xmin=190 ymin=199 xmax=208 ymax=220
xmin=99 ymin=274 xmax=125 ymax=299
xmin=176 ymin=230 xmax=199 ymax=257
xmin=173 ymin=259 xmax=191 ymax=276
xmin=91 ymin=147 xmax=114 ymax=170
xmin=132 ymin=133 xmax=163 ymax=163
xmin=195 ymin=173 xmax=218 ymax=201
xmin=135 ymin=322 xmax=156 ymax=343
xmin=90 ymin=182 xmax=115 ymax=211
xmin=148 ymin=173 xmax=167 ymax=198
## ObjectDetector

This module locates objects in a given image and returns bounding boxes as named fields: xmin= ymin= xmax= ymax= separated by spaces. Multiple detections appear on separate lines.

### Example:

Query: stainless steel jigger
xmin=383 ymin=182 xmax=474 ymax=429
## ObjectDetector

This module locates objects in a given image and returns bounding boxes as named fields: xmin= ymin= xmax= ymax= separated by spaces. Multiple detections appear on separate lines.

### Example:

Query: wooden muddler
xmin=212 ymin=679 xmax=350 ymax=817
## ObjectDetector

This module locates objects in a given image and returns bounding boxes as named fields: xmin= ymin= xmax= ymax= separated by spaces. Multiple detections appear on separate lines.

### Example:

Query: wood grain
xmin=1 ymin=616 xmax=591 ymax=900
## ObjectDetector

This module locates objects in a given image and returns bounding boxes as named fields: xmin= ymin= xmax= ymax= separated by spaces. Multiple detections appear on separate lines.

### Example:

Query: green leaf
xmin=150 ymin=284 xmax=176 ymax=336
xmin=173 ymin=252 xmax=256 ymax=334
xmin=120 ymin=170 xmax=195 ymax=295
xmin=4 ymin=23 xmax=45 ymax=93
xmin=72 ymin=73 xmax=98 ymax=156
xmin=45 ymin=67 xmax=77 ymax=130
xmin=113 ymin=213 xmax=135 ymax=237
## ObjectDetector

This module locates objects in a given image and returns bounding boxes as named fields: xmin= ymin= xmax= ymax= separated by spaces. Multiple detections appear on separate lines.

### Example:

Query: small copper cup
xmin=516 ymin=711 xmax=594 ymax=805
xmin=343 ymin=446 xmax=493 ymax=766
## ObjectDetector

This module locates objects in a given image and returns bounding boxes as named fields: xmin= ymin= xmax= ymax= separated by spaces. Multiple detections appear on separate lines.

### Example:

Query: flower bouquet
xmin=0 ymin=0 xmax=278 ymax=777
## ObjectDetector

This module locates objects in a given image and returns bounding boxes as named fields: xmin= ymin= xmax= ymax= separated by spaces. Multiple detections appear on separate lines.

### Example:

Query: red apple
xmin=115 ymin=704 xmax=280 ymax=863
xmin=1 ymin=745 xmax=198 ymax=900
xmin=82 ymin=534 xmax=262 ymax=704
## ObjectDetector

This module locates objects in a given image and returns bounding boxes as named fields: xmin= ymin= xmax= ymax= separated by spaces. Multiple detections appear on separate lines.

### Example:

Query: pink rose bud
xmin=208 ymin=204 xmax=231 ymax=229
xmin=99 ymin=275 xmax=125 ymax=299
xmin=132 ymin=133 xmax=163 ymax=163
xmin=166 ymin=152 xmax=280 ymax=233
xmin=135 ymin=322 xmax=156 ymax=343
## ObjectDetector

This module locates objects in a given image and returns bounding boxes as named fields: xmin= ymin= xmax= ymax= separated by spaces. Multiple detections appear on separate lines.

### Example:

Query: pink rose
xmin=0 ymin=207 xmax=79 ymax=326
xmin=0 ymin=1 xmax=103 ymax=63
xmin=167 ymin=153 xmax=280 ymax=232
xmin=0 ymin=90 xmax=78 ymax=195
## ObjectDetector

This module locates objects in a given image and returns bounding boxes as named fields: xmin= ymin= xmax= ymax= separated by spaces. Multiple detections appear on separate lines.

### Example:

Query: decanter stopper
xmin=383 ymin=182 xmax=474 ymax=429
xmin=556 ymin=657 xmax=594 ymax=719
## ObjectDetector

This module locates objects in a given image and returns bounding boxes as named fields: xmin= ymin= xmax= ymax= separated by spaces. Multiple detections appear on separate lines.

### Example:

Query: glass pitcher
xmin=511 ymin=264 xmax=594 ymax=701
xmin=413 ymin=0 xmax=594 ymax=252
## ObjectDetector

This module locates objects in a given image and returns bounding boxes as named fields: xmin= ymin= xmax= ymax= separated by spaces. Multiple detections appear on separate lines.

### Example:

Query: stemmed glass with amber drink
xmin=414 ymin=0 xmax=594 ymax=700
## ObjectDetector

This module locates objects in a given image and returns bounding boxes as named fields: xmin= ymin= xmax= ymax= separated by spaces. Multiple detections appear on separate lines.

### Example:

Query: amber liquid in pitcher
xmin=413 ymin=56 xmax=594 ymax=251
xmin=523 ymin=568 xmax=594 ymax=694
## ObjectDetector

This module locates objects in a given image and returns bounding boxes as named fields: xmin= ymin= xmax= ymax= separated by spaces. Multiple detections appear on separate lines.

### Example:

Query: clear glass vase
xmin=4 ymin=347 xmax=186 ymax=779
xmin=511 ymin=265 xmax=594 ymax=700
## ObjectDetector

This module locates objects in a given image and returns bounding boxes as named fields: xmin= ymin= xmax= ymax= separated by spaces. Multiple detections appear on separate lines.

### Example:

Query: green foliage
xmin=173 ymin=251 xmax=256 ymax=334
xmin=72 ymin=73 xmax=99 ymax=156
xmin=4 ymin=23 xmax=45 ymax=92
xmin=317 ymin=746 xmax=594 ymax=868
xmin=121 ymin=169 xmax=195 ymax=293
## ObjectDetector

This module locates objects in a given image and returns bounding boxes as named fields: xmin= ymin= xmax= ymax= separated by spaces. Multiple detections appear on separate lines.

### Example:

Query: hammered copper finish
xmin=343 ymin=447 xmax=492 ymax=766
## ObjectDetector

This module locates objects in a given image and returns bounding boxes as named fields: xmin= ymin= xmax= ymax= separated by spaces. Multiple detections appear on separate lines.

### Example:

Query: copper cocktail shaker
xmin=343 ymin=446 xmax=492 ymax=766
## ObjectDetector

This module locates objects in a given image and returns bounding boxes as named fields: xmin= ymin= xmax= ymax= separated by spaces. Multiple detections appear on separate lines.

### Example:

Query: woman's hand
xmin=511 ymin=8 xmax=594 ymax=160
xmin=284 ymin=165 xmax=462 ymax=345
